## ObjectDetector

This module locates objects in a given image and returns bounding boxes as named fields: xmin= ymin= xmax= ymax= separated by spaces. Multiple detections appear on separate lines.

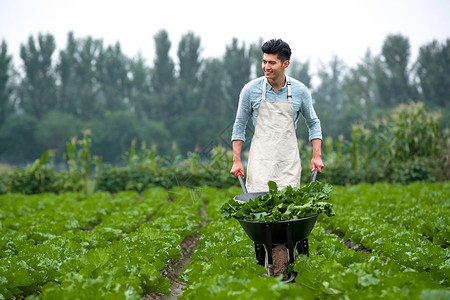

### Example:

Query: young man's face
xmin=262 ymin=53 xmax=289 ymax=81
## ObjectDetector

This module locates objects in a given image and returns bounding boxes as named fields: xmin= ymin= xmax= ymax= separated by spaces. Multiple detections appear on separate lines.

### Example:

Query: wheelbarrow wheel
xmin=255 ymin=239 xmax=309 ymax=266
xmin=271 ymin=244 xmax=289 ymax=278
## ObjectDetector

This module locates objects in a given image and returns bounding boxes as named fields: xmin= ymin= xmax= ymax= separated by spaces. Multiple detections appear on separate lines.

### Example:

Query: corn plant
xmin=63 ymin=130 xmax=97 ymax=194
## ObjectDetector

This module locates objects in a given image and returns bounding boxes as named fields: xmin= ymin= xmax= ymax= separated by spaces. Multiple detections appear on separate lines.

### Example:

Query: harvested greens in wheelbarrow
xmin=221 ymin=180 xmax=335 ymax=222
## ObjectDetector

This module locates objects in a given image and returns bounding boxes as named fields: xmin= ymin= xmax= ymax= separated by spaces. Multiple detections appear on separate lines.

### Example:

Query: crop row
xmin=1 ymin=182 xmax=448 ymax=299
xmin=1 ymin=191 xmax=138 ymax=257
xmin=179 ymin=184 xmax=449 ymax=299
xmin=320 ymin=182 xmax=449 ymax=284
xmin=179 ymin=187 xmax=303 ymax=299
xmin=0 ymin=187 xmax=204 ymax=299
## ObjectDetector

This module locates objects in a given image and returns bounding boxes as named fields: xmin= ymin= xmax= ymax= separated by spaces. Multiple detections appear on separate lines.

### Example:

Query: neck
xmin=268 ymin=75 xmax=286 ymax=92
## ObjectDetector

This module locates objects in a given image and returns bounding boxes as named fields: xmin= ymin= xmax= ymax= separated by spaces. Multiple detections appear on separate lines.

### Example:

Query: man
xmin=230 ymin=39 xmax=323 ymax=192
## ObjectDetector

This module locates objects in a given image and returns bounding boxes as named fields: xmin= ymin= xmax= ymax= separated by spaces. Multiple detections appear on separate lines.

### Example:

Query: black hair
xmin=261 ymin=39 xmax=292 ymax=61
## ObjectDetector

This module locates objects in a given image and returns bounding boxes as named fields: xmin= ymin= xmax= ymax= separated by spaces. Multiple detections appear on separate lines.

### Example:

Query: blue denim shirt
xmin=231 ymin=76 xmax=322 ymax=142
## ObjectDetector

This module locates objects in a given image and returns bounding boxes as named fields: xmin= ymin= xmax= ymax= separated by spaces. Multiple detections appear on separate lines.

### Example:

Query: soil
xmin=272 ymin=244 xmax=289 ymax=279
xmin=144 ymin=208 xmax=208 ymax=300
xmin=82 ymin=224 xmax=96 ymax=232
xmin=144 ymin=234 xmax=199 ymax=300
xmin=326 ymin=229 xmax=372 ymax=254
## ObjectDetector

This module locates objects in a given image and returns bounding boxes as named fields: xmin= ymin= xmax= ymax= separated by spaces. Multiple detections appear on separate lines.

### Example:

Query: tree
xmin=34 ymin=111 xmax=81 ymax=163
xmin=0 ymin=40 xmax=13 ymax=126
xmin=58 ymin=33 xmax=104 ymax=120
xmin=415 ymin=39 xmax=450 ymax=107
xmin=90 ymin=111 xmax=140 ymax=163
xmin=341 ymin=49 xmax=379 ymax=124
xmin=58 ymin=32 xmax=79 ymax=115
xmin=0 ymin=114 xmax=40 ymax=163
xmin=375 ymin=34 xmax=416 ymax=107
xmin=140 ymin=118 xmax=171 ymax=154
xmin=223 ymin=38 xmax=251 ymax=116
xmin=19 ymin=33 xmax=57 ymax=119
xmin=312 ymin=56 xmax=347 ymax=139
xmin=151 ymin=29 xmax=175 ymax=119
xmin=198 ymin=58 xmax=226 ymax=114
xmin=288 ymin=59 xmax=312 ymax=89
xmin=248 ymin=38 xmax=264 ymax=79
xmin=178 ymin=32 xmax=202 ymax=88
xmin=163 ymin=32 xmax=205 ymax=153
xmin=196 ymin=57 xmax=240 ymax=153
xmin=90 ymin=111 xmax=170 ymax=163
xmin=96 ymin=42 xmax=130 ymax=113
xmin=174 ymin=31 xmax=202 ymax=114
xmin=128 ymin=54 xmax=156 ymax=118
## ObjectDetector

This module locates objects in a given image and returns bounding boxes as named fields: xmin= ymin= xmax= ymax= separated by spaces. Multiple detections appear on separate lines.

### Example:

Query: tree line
xmin=0 ymin=30 xmax=449 ymax=165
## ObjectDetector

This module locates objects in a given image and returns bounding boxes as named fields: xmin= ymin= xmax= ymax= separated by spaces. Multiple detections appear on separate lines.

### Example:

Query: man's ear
xmin=283 ymin=60 xmax=290 ymax=69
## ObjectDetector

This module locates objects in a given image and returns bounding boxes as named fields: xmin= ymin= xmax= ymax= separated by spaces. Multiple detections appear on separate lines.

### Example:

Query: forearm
xmin=232 ymin=140 xmax=243 ymax=163
xmin=311 ymin=139 xmax=322 ymax=159
xmin=311 ymin=139 xmax=324 ymax=172
xmin=230 ymin=140 xmax=245 ymax=176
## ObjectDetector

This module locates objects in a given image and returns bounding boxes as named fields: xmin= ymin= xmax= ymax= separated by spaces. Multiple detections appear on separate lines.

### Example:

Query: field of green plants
xmin=1 ymin=181 xmax=448 ymax=299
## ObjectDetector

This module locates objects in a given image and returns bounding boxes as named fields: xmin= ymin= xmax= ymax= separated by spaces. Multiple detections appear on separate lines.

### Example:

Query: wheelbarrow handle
xmin=236 ymin=171 xmax=248 ymax=194
xmin=237 ymin=168 xmax=318 ymax=193
xmin=311 ymin=167 xmax=319 ymax=183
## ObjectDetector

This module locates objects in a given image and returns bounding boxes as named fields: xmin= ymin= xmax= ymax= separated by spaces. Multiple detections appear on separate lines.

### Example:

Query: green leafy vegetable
xmin=221 ymin=181 xmax=335 ymax=222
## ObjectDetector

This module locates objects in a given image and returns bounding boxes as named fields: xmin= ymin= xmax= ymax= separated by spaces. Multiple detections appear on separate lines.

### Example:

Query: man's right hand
xmin=230 ymin=162 xmax=244 ymax=178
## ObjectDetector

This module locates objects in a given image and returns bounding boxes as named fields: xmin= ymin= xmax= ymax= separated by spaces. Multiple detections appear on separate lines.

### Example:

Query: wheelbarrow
xmin=233 ymin=169 xmax=320 ymax=283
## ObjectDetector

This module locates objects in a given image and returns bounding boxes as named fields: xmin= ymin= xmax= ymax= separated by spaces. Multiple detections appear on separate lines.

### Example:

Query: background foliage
xmin=0 ymin=100 xmax=448 ymax=194
xmin=0 ymin=31 xmax=449 ymax=194
xmin=0 ymin=31 xmax=449 ymax=166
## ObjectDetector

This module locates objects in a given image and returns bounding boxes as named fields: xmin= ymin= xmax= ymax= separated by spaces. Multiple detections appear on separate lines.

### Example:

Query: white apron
xmin=246 ymin=78 xmax=301 ymax=192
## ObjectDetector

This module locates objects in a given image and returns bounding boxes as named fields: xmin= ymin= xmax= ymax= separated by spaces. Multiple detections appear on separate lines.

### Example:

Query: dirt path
xmin=144 ymin=234 xmax=199 ymax=300
xmin=144 ymin=208 xmax=209 ymax=299
xmin=326 ymin=229 xmax=372 ymax=254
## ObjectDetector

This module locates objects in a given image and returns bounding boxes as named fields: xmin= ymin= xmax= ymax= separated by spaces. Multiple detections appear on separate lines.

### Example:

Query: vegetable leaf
xmin=220 ymin=181 xmax=335 ymax=222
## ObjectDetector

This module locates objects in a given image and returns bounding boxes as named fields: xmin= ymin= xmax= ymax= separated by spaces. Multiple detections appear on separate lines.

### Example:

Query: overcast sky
xmin=1 ymin=0 xmax=449 ymax=71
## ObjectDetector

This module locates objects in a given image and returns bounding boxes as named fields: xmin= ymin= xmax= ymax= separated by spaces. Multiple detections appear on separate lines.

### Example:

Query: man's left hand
xmin=311 ymin=139 xmax=324 ymax=173
xmin=311 ymin=157 xmax=324 ymax=173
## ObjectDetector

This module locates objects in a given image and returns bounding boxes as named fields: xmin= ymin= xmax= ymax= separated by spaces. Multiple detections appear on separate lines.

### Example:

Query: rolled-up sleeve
xmin=231 ymin=86 xmax=252 ymax=142
xmin=300 ymin=88 xmax=322 ymax=141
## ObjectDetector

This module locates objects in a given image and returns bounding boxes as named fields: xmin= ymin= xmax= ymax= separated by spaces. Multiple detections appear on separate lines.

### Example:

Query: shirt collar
xmin=267 ymin=76 xmax=289 ymax=92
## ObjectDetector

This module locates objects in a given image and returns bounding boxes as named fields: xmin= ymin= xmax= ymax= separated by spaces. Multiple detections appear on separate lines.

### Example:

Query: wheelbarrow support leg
xmin=297 ymin=238 xmax=309 ymax=256
xmin=286 ymin=224 xmax=295 ymax=264
xmin=265 ymin=224 xmax=274 ymax=276
xmin=255 ymin=242 xmax=265 ymax=266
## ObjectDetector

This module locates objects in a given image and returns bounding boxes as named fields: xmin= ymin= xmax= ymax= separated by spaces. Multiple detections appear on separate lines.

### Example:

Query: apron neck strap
xmin=262 ymin=77 xmax=292 ymax=102
xmin=262 ymin=77 xmax=267 ymax=101
xmin=287 ymin=80 xmax=292 ymax=101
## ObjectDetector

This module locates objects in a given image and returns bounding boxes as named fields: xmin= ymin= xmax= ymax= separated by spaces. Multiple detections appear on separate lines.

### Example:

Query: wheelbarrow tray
xmin=233 ymin=191 xmax=319 ymax=244
xmin=235 ymin=214 xmax=319 ymax=245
